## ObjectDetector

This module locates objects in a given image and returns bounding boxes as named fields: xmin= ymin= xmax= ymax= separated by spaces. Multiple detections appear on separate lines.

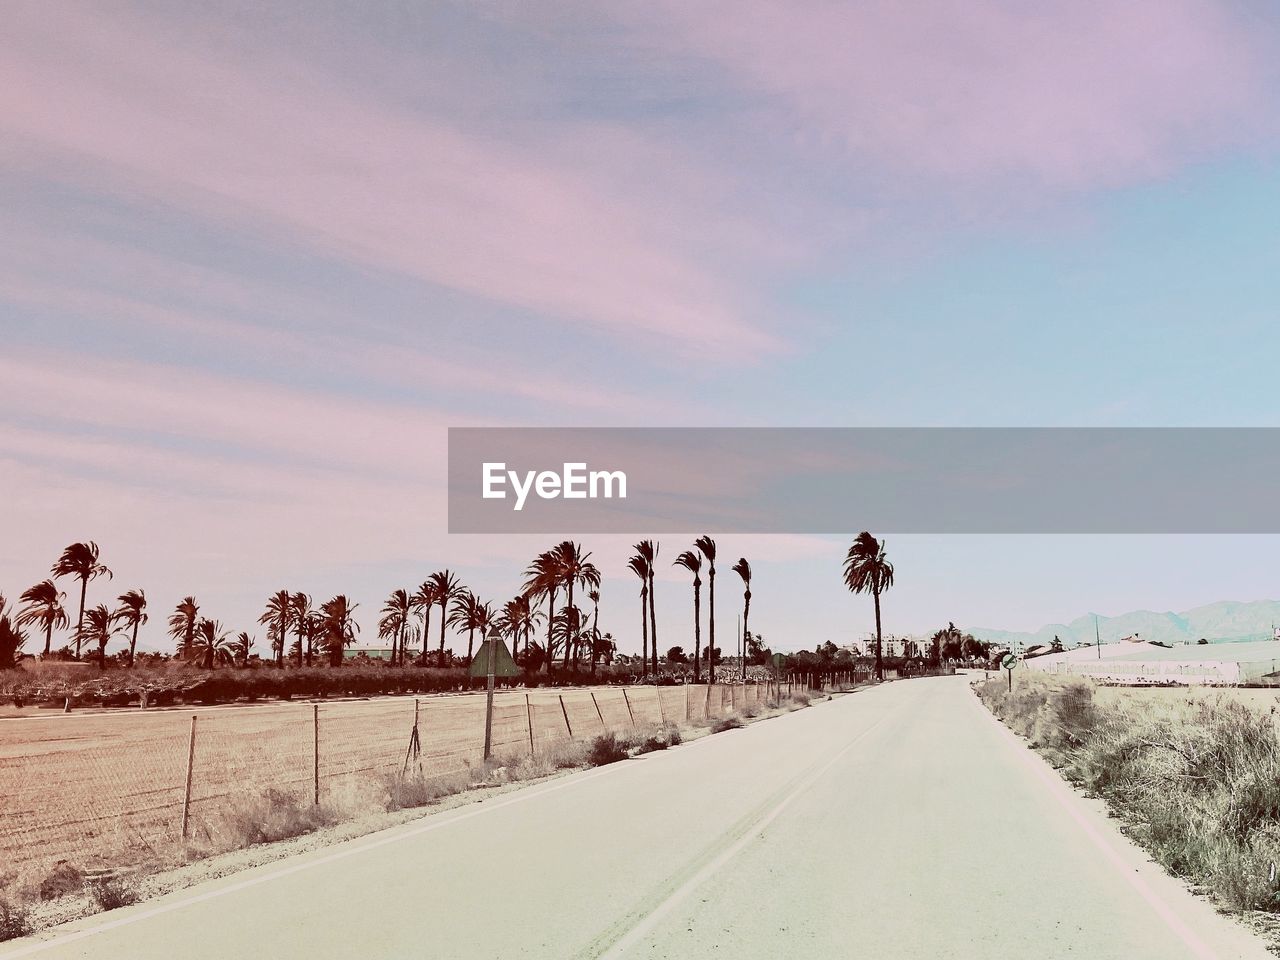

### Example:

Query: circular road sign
xmin=1001 ymin=652 xmax=1017 ymax=670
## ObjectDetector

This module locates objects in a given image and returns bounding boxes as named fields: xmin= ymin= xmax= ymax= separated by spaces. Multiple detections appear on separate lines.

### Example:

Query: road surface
xmin=3 ymin=675 xmax=1270 ymax=959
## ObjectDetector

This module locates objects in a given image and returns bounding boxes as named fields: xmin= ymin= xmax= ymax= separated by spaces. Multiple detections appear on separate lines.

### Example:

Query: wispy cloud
xmin=624 ymin=0 xmax=1276 ymax=190
xmin=0 ymin=3 xmax=782 ymax=361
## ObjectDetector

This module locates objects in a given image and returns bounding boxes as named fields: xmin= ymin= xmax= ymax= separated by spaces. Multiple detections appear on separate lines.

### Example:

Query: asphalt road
xmin=4 ymin=675 xmax=1271 ymax=960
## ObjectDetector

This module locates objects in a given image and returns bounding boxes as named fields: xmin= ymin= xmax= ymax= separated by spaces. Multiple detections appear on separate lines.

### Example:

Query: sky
xmin=4 ymin=1 xmax=1280 ymax=656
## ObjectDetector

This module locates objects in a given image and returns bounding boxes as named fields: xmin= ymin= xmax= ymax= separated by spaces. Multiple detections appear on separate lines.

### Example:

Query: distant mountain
xmin=971 ymin=599 xmax=1280 ymax=650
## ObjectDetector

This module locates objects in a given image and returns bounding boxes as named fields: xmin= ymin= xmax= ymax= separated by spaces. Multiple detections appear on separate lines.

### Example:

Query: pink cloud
xmin=0 ymin=4 xmax=782 ymax=361
xmin=626 ymin=0 xmax=1275 ymax=189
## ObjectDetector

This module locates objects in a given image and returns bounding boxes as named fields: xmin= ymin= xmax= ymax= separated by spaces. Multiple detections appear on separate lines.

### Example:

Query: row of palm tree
xmin=6 ymin=538 xmax=772 ymax=674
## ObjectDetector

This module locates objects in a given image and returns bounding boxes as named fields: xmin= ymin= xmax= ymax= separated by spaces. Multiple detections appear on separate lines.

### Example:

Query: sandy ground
xmin=0 ymin=682 xmax=767 ymax=888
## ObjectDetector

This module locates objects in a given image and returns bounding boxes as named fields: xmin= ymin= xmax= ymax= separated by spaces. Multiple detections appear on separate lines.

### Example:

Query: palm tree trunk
xmin=692 ymin=582 xmax=702 ymax=684
xmin=544 ymin=590 xmax=556 ymax=674
xmin=590 ymin=604 xmax=600 ymax=676
xmin=421 ymin=607 xmax=432 ymax=664
xmin=873 ymin=589 xmax=883 ymax=681
xmin=130 ymin=622 xmax=138 ymax=668
xmin=647 ymin=574 xmax=658 ymax=678
xmin=44 ymin=622 xmax=52 ymax=657
xmin=741 ymin=591 xmax=751 ymax=682
xmin=563 ymin=582 xmax=574 ymax=671
xmin=706 ymin=565 xmax=715 ymax=684
xmin=438 ymin=600 xmax=447 ymax=666
xmin=298 ymin=621 xmax=308 ymax=667
xmin=74 ymin=578 xmax=87 ymax=659
xmin=466 ymin=626 xmax=475 ymax=668
xmin=639 ymin=588 xmax=648 ymax=679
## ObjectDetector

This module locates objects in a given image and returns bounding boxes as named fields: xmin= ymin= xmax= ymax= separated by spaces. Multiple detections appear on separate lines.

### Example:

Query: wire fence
xmin=0 ymin=678 xmax=834 ymax=889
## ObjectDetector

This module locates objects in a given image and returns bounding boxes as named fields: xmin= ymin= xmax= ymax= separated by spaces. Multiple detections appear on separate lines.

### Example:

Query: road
xmin=3 ymin=675 xmax=1270 ymax=960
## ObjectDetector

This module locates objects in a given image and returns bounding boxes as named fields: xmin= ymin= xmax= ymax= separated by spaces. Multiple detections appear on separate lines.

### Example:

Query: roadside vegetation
xmin=977 ymin=673 xmax=1280 ymax=916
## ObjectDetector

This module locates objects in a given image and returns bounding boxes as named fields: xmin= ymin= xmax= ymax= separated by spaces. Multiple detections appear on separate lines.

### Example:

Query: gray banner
xmin=447 ymin=428 xmax=1280 ymax=533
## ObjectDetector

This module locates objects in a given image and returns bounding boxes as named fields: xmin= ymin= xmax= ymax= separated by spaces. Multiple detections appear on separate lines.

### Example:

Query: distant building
xmin=343 ymin=647 xmax=395 ymax=662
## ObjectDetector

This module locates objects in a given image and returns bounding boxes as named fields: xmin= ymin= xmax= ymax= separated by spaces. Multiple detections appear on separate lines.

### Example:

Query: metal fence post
xmin=622 ymin=688 xmax=636 ymax=727
xmin=705 ymin=682 xmax=713 ymax=718
xmin=180 ymin=714 xmax=197 ymax=840
xmin=590 ymin=691 xmax=606 ymax=729
xmin=686 ymin=683 xmax=691 ymax=721
xmin=656 ymin=687 xmax=666 ymax=725
xmin=526 ymin=693 xmax=535 ymax=757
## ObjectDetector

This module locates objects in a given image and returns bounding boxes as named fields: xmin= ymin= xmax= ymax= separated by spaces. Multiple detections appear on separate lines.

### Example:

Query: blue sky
xmin=3 ymin=1 xmax=1280 ymax=654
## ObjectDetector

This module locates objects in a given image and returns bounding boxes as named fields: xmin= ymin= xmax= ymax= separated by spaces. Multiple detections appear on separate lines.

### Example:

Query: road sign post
xmin=483 ymin=632 xmax=496 ymax=762
xmin=1001 ymin=652 xmax=1017 ymax=692
xmin=471 ymin=631 xmax=520 ymax=763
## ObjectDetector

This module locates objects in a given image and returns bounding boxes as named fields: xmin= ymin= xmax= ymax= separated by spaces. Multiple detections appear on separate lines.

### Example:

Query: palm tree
xmin=523 ymin=551 xmax=563 ymax=673
xmin=259 ymin=591 xmax=294 ymax=668
xmin=114 ymin=589 xmax=148 ymax=667
xmin=635 ymin=540 xmax=659 ymax=677
xmin=192 ymin=618 xmax=235 ymax=669
xmin=232 ymin=631 xmax=255 ymax=667
xmin=587 ymin=588 xmax=601 ymax=675
xmin=496 ymin=594 xmax=542 ymax=666
xmin=694 ymin=536 xmax=718 ymax=682
xmin=304 ymin=610 xmax=326 ymax=665
xmin=380 ymin=589 xmax=413 ymax=667
xmin=448 ymin=591 xmax=492 ymax=668
xmin=410 ymin=581 xmax=439 ymax=665
xmin=319 ymin=595 xmax=360 ymax=666
xmin=167 ymin=597 xmax=200 ymax=660
xmin=51 ymin=542 xmax=112 ymax=659
xmin=77 ymin=604 xmax=122 ymax=667
xmin=549 ymin=606 xmax=586 ymax=668
xmin=732 ymin=558 xmax=752 ymax=684
xmin=674 ymin=550 xmax=703 ymax=683
xmin=843 ymin=532 xmax=894 ymax=681
xmin=547 ymin=542 xmax=600 ymax=670
xmin=427 ymin=570 xmax=463 ymax=667
xmin=16 ymin=580 xmax=68 ymax=657
xmin=0 ymin=595 xmax=27 ymax=669
xmin=290 ymin=593 xmax=313 ymax=666
xmin=626 ymin=554 xmax=650 ymax=678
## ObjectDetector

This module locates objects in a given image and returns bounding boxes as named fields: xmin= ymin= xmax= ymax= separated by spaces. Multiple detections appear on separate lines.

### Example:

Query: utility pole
xmin=1095 ymin=614 xmax=1101 ymax=660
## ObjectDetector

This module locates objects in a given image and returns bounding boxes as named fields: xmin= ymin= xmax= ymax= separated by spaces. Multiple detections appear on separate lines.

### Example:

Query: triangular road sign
xmin=469 ymin=636 xmax=521 ymax=678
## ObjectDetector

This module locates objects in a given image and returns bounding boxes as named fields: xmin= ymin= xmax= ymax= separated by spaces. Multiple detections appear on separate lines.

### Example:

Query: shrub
xmin=586 ymin=733 xmax=629 ymax=766
xmin=710 ymin=716 xmax=744 ymax=733
xmin=38 ymin=861 xmax=83 ymax=901
xmin=0 ymin=898 xmax=31 ymax=942
xmin=87 ymin=876 xmax=139 ymax=912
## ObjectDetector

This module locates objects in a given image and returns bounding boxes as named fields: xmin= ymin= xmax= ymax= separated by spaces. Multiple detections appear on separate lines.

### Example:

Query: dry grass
xmin=978 ymin=673 xmax=1280 ymax=914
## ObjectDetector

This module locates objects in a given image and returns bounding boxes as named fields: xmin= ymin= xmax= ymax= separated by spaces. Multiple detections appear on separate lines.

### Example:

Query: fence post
xmin=622 ymin=688 xmax=636 ymax=728
xmin=590 ymin=691 xmax=606 ymax=729
xmin=705 ymin=683 xmax=713 ymax=719
xmin=656 ymin=687 xmax=666 ymax=725
xmin=686 ymin=683 xmax=691 ymax=721
xmin=313 ymin=703 xmax=320 ymax=805
xmin=559 ymin=694 xmax=573 ymax=738
xmin=526 ymin=693 xmax=535 ymax=757
xmin=180 ymin=714 xmax=197 ymax=840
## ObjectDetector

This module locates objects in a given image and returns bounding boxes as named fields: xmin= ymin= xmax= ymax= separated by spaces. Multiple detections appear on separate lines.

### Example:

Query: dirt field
xmin=0 ymin=682 xmax=769 ymax=889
